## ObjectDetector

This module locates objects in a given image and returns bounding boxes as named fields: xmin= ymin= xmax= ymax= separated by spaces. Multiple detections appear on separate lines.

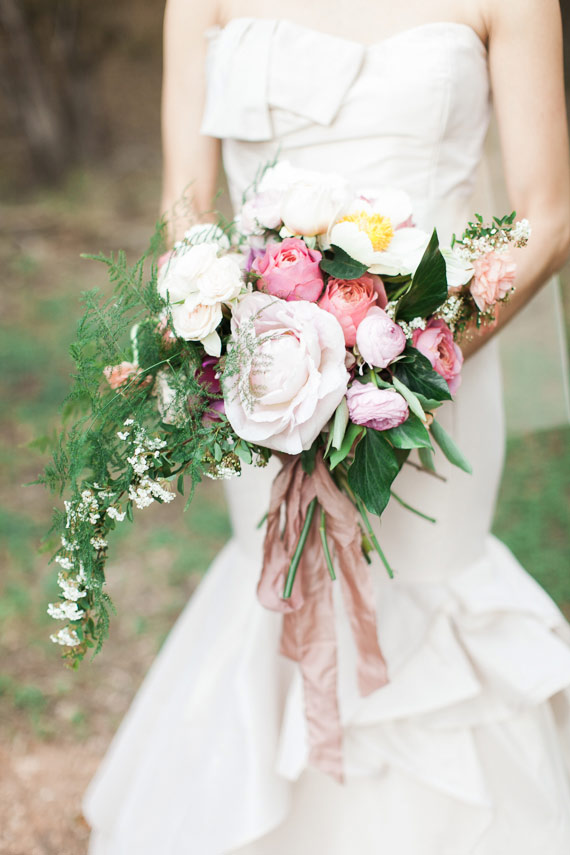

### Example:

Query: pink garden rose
xmin=223 ymin=292 xmax=349 ymax=454
xmin=103 ymin=361 xmax=142 ymax=390
xmin=470 ymin=251 xmax=517 ymax=312
xmin=356 ymin=306 xmax=407 ymax=368
xmin=318 ymin=274 xmax=386 ymax=346
xmin=412 ymin=319 xmax=463 ymax=394
xmin=346 ymin=383 xmax=409 ymax=431
xmin=252 ymin=238 xmax=324 ymax=302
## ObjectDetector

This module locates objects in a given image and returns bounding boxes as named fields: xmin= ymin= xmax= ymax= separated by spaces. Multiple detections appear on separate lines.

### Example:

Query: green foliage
xmin=347 ymin=428 xmax=400 ymax=516
xmin=320 ymin=245 xmax=369 ymax=280
xmin=394 ymin=345 xmax=452 ymax=402
xmin=429 ymin=419 xmax=472 ymax=474
xmin=37 ymin=220 xmax=264 ymax=667
xmin=384 ymin=414 xmax=433 ymax=449
xmin=396 ymin=230 xmax=447 ymax=321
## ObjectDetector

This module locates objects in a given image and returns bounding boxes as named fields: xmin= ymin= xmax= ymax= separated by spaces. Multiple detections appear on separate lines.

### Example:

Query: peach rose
xmin=252 ymin=238 xmax=324 ymax=302
xmin=346 ymin=383 xmax=409 ymax=431
xmin=412 ymin=319 xmax=463 ymax=395
xmin=103 ymin=362 xmax=142 ymax=390
xmin=470 ymin=251 xmax=516 ymax=312
xmin=317 ymin=274 xmax=386 ymax=346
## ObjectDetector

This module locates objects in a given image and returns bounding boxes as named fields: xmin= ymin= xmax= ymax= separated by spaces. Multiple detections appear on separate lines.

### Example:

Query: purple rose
xmin=346 ymin=383 xmax=409 ymax=431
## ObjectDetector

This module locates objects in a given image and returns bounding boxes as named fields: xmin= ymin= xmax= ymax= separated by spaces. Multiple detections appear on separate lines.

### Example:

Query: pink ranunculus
xmin=412 ymin=319 xmax=463 ymax=394
xmin=252 ymin=237 xmax=324 ymax=302
xmin=356 ymin=306 xmax=407 ymax=368
xmin=103 ymin=361 xmax=141 ymax=390
xmin=223 ymin=292 xmax=349 ymax=454
xmin=346 ymin=383 xmax=409 ymax=431
xmin=318 ymin=274 xmax=380 ymax=346
xmin=470 ymin=251 xmax=517 ymax=313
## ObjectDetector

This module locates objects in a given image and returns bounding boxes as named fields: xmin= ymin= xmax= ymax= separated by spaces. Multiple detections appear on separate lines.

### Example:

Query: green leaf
xmin=391 ymin=375 xmax=426 ymax=423
xmin=347 ymin=428 xmax=400 ymax=516
xmin=328 ymin=422 xmax=364 ymax=470
xmin=331 ymin=398 xmax=349 ymax=450
xmin=213 ymin=442 xmax=223 ymax=462
xmin=384 ymin=414 xmax=433 ymax=449
xmin=177 ymin=473 xmax=185 ymax=495
xmin=430 ymin=419 xmax=472 ymax=474
xmin=393 ymin=346 xmax=452 ymax=402
xmin=320 ymin=245 xmax=368 ymax=280
xmin=235 ymin=442 xmax=252 ymax=464
xmin=301 ymin=444 xmax=318 ymax=475
xmin=397 ymin=229 xmax=447 ymax=321
xmin=418 ymin=446 xmax=436 ymax=473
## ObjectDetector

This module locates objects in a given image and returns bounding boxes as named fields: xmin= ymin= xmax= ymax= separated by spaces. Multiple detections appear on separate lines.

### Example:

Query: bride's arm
xmin=161 ymin=0 xmax=222 ymax=243
xmin=461 ymin=0 xmax=570 ymax=358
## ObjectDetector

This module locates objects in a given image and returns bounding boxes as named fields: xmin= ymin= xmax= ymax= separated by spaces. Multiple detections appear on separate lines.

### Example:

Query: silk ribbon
xmin=257 ymin=453 xmax=388 ymax=782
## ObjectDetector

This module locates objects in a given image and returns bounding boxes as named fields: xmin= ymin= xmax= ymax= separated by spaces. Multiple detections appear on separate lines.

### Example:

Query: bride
xmin=83 ymin=1 xmax=570 ymax=852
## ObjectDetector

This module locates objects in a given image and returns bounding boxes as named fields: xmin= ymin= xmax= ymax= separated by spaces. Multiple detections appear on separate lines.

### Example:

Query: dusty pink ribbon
xmin=257 ymin=453 xmax=388 ymax=783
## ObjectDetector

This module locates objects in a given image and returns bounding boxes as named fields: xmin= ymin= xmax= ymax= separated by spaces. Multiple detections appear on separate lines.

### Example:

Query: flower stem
xmin=283 ymin=497 xmax=318 ymax=599
xmin=354 ymin=495 xmax=394 ymax=579
xmin=319 ymin=507 xmax=336 ymax=581
xmin=390 ymin=490 xmax=436 ymax=523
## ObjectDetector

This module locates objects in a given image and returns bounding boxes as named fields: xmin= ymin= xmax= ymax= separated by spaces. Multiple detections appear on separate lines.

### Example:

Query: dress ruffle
xmin=84 ymin=535 xmax=570 ymax=855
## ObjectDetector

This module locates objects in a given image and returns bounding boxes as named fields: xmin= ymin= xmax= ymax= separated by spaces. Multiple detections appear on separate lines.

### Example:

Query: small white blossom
xmin=117 ymin=431 xmax=130 ymax=441
xmin=55 ymin=555 xmax=74 ymax=571
xmin=106 ymin=507 xmax=126 ymax=522
xmin=48 ymin=600 xmax=85 ymax=621
xmin=124 ymin=418 xmax=135 ymax=426
xmin=57 ymin=573 xmax=85 ymax=602
xmin=50 ymin=627 xmax=81 ymax=647
xmin=90 ymin=536 xmax=108 ymax=550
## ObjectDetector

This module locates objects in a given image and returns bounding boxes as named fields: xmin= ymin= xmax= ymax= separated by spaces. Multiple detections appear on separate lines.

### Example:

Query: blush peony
xmin=470 ymin=251 xmax=516 ymax=312
xmin=223 ymin=292 xmax=349 ymax=454
xmin=318 ymin=274 xmax=384 ymax=346
xmin=252 ymin=238 xmax=324 ymax=302
xmin=356 ymin=306 xmax=407 ymax=368
xmin=346 ymin=383 xmax=409 ymax=431
xmin=412 ymin=318 xmax=463 ymax=394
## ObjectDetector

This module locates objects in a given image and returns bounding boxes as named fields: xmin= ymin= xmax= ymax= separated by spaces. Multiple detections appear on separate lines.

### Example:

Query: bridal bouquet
xmin=40 ymin=160 xmax=529 ymax=776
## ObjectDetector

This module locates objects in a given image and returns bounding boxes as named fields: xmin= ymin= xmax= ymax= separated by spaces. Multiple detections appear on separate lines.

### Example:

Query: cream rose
xmin=170 ymin=295 xmax=223 ymax=356
xmin=158 ymin=243 xmax=242 ymax=306
xmin=223 ymin=292 xmax=349 ymax=454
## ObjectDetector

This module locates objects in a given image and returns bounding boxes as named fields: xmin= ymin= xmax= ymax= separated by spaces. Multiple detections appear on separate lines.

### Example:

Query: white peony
xmin=328 ymin=188 xmax=429 ymax=276
xmin=223 ymin=292 xmax=349 ymax=454
xmin=441 ymin=247 xmax=475 ymax=288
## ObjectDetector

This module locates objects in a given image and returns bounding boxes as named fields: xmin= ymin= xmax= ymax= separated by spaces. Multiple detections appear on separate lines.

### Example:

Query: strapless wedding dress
xmin=84 ymin=19 xmax=570 ymax=854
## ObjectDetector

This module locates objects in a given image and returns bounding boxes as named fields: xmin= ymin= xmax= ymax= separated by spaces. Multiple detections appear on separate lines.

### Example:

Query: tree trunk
xmin=0 ymin=0 xmax=72 ymax=180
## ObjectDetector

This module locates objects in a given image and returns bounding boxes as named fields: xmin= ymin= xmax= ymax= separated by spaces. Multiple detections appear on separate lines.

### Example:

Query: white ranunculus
xmin=280 ymin=173 xmax=351 ymax=237
xmin=441 ymin=247 xmax=474 ymax=288
xmin=157 ymin=243 xmax=219 ymax=303
xmin=170 ymin=294 xmax=223 ymax=356
xmin=329 ymin=189 xmax=429 ymax=276
xmin=183 ymin=223 xmax=231 ymax=249
xmin=196 ymin=253 xmax=243 ymax=305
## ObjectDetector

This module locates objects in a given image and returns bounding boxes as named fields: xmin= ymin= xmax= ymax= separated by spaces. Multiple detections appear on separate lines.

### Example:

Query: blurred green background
xmin=0 ymin=3 xmax=569 ymax=852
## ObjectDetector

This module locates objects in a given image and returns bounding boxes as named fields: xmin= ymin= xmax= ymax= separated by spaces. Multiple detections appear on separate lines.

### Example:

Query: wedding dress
xmin=83 ymin=18 xmax=570 ymax=854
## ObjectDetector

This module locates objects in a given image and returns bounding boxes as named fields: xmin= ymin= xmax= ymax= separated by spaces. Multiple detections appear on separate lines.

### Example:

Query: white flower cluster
xmin=455 ymin=219 xmax=531 ymax=262
xmin=397 ymin=316 xmax=426 ymax=340
xmin=119 ymin=420 xmax=175 ymax=509
xmin=128 ymin=476 xmax=176 ymax=509
xmin=435 ymin=295 xmax=465 ymax=331
xmin=50 ymin=626 xmax=81 ymax=647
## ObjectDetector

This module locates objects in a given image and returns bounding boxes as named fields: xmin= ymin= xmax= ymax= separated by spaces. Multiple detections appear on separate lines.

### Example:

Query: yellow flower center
xmin=339 ymin=211 xmax=394 ymax=252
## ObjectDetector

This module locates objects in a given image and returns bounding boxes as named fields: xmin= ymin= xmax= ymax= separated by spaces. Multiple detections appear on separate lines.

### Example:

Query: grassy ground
xmin=0 ymin=146 xmax=569 ymax=855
